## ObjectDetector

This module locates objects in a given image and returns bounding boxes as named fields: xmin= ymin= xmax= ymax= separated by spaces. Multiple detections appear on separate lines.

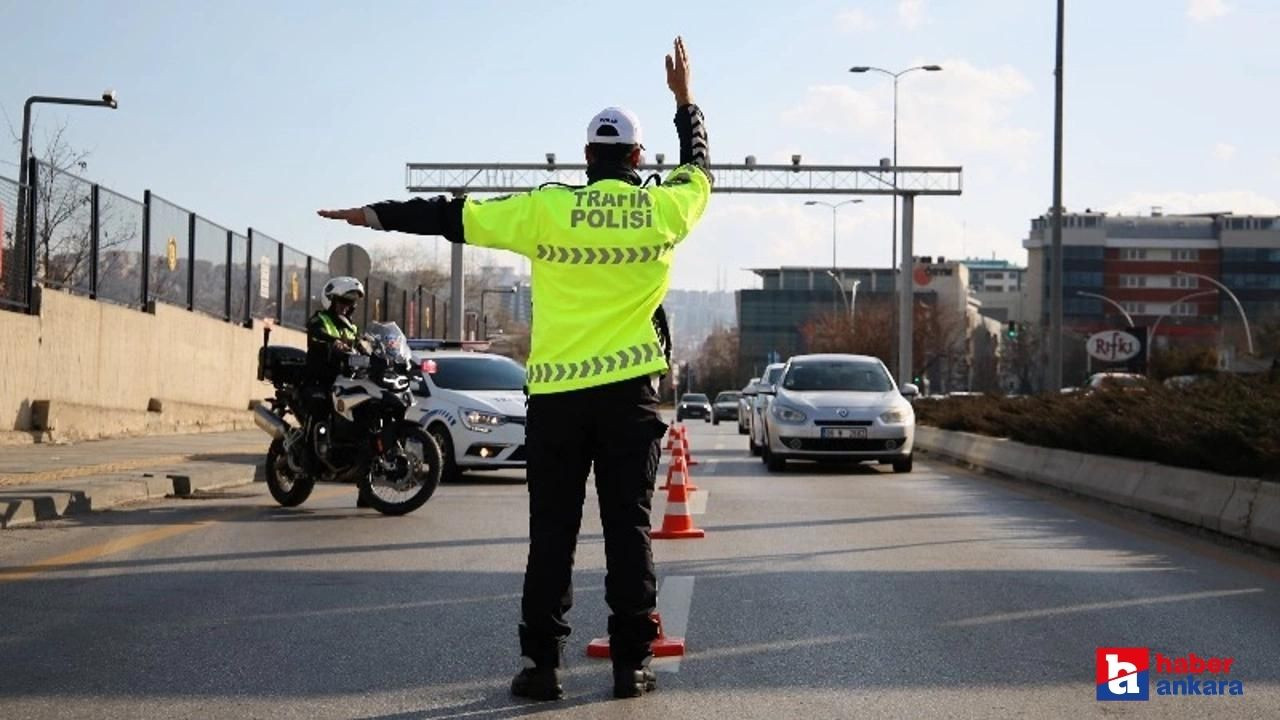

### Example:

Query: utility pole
xmin=1049 ymin=0 xmax=1066 ymax=390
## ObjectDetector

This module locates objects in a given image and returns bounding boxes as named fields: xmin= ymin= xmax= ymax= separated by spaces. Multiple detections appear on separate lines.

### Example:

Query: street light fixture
xmin=847 ymin=65 xmax=942 ymax=270
xmin=16 ymin=89 xmax=120 ymax=235
xmin=1176 ymin=271 xmax=1254 ymax=355
xmin=825 ymin=269 xmax=851 ymax=315
xmin=804 ymin=199 xmax=863 ymax=269
xmin=15 ymin=91 xmax=119 ymax=295
xmin=480 ymin=284 xmax=519 ymax=340
xmin=1150 ymin=289 xmax=1219 ymax=348
xmin=848 ymin=64 xmax=942 ymax=382
xmin=1075 ymin=291 xmax=1135 ymax=328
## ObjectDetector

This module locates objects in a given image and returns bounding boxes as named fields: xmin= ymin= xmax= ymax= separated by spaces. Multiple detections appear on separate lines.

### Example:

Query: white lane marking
xmin=652 ymin=575 xmax=695 ymax=674
xmin=944 ymin=588 xmax=1264 ymax=628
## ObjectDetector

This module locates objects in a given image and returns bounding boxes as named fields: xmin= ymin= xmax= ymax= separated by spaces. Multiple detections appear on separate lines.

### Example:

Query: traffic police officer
xmin=305 ymin=276 xmax=374 ymax=507
xmin=318 ymin=36 xmax=710 ymax=700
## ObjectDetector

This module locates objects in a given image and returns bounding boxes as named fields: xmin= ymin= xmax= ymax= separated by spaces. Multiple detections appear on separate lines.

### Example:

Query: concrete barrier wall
xmin=0 ymin=290 xmax=305 ymax=439
xmin=915 ymin=426 xmax=1280 ymax=552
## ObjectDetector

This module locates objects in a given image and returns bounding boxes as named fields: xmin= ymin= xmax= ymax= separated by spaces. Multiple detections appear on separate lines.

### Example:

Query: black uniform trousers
xmin=519 ymin=374 xmax=668 ymax=669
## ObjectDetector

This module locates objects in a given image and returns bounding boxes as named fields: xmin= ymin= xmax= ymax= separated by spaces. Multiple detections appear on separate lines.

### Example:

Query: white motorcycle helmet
xmin=321 ymin=276 xmax=365 ymax=314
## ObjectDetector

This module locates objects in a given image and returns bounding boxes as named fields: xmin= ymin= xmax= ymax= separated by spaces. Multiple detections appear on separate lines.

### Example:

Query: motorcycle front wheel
xmin=265 ymin=437 xmax=316 ymax=507
xmin=360 ymin=426 xmax=443 ymax=516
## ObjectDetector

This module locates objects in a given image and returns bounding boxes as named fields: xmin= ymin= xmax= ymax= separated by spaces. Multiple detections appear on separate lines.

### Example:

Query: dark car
xmin=712 ymin=391 xmax=741 ymax=425
xmin=676 ymin=393 xmax=713 ymax=422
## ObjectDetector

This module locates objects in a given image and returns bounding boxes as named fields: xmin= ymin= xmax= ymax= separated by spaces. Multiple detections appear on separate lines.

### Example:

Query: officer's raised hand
xmin=317 ymin=208 xmax=370 ymax=226
xmin=665 ymin=36 xmax=693 ymax=106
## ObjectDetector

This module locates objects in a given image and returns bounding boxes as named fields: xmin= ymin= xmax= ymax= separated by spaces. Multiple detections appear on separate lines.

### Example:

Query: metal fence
xmin=97 ymin=186 xmax=145 ymax=308
xmin=0 ymin=159 xmax=447 ymax=337
xmin=0 ymin=176 xmax=25 ymax=310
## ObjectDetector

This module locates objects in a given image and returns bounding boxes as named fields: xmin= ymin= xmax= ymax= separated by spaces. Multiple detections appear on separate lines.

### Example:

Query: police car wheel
xmin=429 ymin=425 xmax=463 ymax=484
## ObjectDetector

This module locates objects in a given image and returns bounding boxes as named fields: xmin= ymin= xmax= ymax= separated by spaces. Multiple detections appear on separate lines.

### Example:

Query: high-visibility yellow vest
xmin=313 ymin=310 xmax=358 ymax=341
xmin=462 ymin=164 xmax=711 ymax=394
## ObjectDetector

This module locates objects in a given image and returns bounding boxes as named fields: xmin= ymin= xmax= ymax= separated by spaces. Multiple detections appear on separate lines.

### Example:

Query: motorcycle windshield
xmin=365 ymin=322 xmax=412 ymax=365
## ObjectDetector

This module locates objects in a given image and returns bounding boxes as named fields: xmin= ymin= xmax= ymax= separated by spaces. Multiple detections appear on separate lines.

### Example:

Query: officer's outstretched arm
xmin=318 ymin=197 xmax=466 ymax=242
xmin=317 ymin=193 xmax=542 ymax=258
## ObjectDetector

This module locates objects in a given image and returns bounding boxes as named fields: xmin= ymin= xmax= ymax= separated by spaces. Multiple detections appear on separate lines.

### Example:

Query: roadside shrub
xmin=915 ymin=376 xmax=1280 ymax=479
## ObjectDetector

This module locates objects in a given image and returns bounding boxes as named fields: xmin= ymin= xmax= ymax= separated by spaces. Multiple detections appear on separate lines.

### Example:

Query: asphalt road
xmin=1 ymin=421 xmax=1278 ymax=719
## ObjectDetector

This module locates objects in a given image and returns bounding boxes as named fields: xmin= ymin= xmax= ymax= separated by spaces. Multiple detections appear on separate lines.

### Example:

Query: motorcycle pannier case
xmin=258 ymin=345 xmax=307 ymax=384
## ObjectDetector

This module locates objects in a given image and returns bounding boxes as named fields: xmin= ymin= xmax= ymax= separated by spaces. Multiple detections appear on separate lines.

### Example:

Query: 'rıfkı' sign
xmin=1087 ymin=330 xmax=1142 ymax=363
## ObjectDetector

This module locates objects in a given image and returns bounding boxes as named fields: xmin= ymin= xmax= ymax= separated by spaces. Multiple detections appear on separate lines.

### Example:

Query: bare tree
xmin=31 ymin=122 xmax=94 ymax=290
xmin=801 ymin=298 xmax=968 ymax=390
xmin=693 ymin=326 xmax=740 ymax=395
xmin=7 ymin=118 xmax=139 ymax=302
xmin=1002 ymin=323 xmax=1044 ymax=394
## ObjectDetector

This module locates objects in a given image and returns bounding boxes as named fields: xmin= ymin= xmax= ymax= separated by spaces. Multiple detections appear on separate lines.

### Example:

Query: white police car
xmin=405 ymin=341 xmax=527 ymax=482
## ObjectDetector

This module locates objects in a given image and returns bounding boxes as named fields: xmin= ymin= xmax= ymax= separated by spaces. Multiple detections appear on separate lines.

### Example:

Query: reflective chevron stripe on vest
xmin=534 ymin=242 xmax=674 ymax=264
xmin=526 ymin=342 xmax=664 ymax=385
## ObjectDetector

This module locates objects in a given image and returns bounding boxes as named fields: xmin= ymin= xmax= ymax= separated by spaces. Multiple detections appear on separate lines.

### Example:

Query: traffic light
xmin=1006 ymin=321 xmax=1019 ymax=339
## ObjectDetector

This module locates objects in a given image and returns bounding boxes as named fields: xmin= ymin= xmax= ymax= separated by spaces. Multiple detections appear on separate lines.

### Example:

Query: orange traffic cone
xmin=651 ymin=464 xmax=704 ymax=539
xmin=660 ymin=449 xmax=698 ymax=492
xmin=586 ymin=612 xmax=686 ymax=659
xmin=679 ymin=425 xmax=700 ymax=466
xmin=664 ymin=424 xmax=680 ymax=451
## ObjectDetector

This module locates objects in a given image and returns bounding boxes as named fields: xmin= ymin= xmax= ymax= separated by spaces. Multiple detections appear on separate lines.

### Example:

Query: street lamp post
xmin=804 ymin=199 xmax=863 ymax=269
xmin=1176 ymin=272 xmax=1254 ymax=355
xmin=479 ymin=284 xmax=518 ymax=340
xmin=848 ymin=64 xmax=941 ymax=383
xmin=824 ymin=269 xmax=851 ymax=315
xmin=1150 ymin=289 xmax=1219 ymax=347
xmin=847 ymin=65 xmax=942 ymax=272
xmin=15 ymin=91 xmax=119 ymax=304
xmin=1075 ymin=291 xmax=1135 ymax=328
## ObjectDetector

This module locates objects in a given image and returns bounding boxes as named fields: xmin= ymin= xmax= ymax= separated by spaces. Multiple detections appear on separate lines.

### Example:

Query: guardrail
xmin=916 ymin=426 xmax=1280 ymax=551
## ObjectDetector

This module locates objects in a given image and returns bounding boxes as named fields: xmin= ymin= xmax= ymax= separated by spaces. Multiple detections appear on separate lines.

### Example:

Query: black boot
xmin=613 ymin=665 xmax=656 ymax=699
xmin=511 ymin=665 xmax=563 ymax=701
xmin=356 ymin=489 xmax=373 ymax=508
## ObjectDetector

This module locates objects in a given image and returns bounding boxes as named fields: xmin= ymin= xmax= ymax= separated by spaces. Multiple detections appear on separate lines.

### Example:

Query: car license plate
xmin=822 ymin=427 xmax=867 ymax=439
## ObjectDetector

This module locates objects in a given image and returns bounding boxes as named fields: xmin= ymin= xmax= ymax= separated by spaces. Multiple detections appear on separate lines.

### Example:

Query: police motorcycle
xmin=253 ymin=321 xmax=442 ymax=515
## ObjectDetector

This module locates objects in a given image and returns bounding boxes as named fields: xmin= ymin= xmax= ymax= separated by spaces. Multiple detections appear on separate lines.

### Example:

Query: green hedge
xmin=915 ymin=377 xmax=1280 ymax=480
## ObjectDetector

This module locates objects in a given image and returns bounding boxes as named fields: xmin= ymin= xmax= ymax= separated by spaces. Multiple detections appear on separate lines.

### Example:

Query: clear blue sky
xmin=3 ymin=0 xmax=1277 ymax=290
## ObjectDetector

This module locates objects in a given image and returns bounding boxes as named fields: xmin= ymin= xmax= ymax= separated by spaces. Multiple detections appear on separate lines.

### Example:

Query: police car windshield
xmin=782 ymin=361 xmax=892 ymax=393
xmin=429 ymin=356 xmax=526 ymax=391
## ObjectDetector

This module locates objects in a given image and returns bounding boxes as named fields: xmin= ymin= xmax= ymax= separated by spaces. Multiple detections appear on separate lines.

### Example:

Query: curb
xmin=0 ymin=461 xmax=262 ymax=529
xmin=915 ymin=426 xmax=1279 ymax=552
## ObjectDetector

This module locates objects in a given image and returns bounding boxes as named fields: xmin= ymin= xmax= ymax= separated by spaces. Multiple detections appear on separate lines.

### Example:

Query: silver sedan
xmin=758 ymin=354 xmax=918 ymax=473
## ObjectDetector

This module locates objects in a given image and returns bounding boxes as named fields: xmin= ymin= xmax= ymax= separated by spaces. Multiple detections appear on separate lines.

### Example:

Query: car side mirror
xmin=900 ymin=383 xmax=920 ymax=399
xmin=759 ymin=385 xmax=777 ymax=396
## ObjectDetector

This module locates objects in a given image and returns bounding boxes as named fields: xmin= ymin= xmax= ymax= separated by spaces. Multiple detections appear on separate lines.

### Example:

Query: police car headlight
xmin=879 ymin=407 xmax=911 ymax=424
xmin=461 ymin=408 xmax=506 ymax=433
xmin=771 ymin=404 xmax=807 ymax=424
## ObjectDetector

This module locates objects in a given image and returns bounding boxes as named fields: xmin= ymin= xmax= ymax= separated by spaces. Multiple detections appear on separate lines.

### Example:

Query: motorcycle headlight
xmin=461 ymin=407 xmax=506 ymax=433
xmin=879 ymin=407 xmax=911 ymax=424
xmin=771 ymin=404 xmax=807 ymax=424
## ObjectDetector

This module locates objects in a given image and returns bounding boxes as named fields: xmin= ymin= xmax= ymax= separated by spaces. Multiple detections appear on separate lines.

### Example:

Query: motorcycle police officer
xmin=305 ymin=276 xmax=372 ymax=507
xmin=318 ymin=37 xmax=710 ymax=700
